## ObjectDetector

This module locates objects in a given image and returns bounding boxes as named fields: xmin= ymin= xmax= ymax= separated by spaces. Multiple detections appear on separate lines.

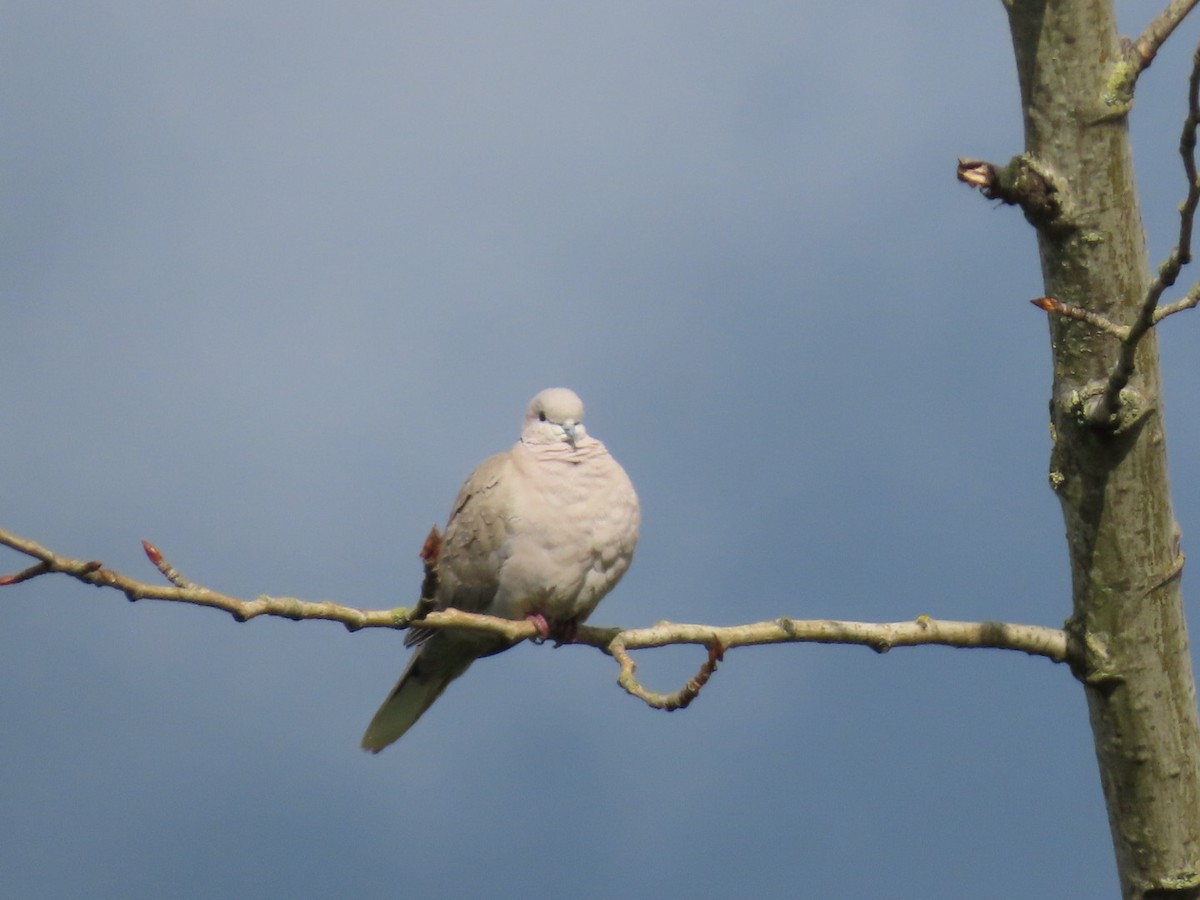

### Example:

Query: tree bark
xmin=1003 ymin=1 xmax=1200 ymax=895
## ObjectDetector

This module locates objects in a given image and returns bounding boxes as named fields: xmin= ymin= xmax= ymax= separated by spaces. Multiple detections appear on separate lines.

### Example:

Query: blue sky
xmin=4 ymin=3 xmax=1200 ymax=897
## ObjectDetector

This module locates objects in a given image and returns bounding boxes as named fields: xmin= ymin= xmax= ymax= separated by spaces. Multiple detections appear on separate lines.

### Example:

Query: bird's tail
xmin=361 ymin=645 xmax=475 ymax=753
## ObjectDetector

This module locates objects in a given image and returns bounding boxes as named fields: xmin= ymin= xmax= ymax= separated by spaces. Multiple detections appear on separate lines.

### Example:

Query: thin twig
xmin=1149 ymin=42 xmax=1200 ymax=328
xmin=0 ymin=527 xmax=414 ymax=631
xmin=1130 ymin=0 xmax=1200 ymax=76
xmin=1032 ymin=297 xmax=1129 ymax=339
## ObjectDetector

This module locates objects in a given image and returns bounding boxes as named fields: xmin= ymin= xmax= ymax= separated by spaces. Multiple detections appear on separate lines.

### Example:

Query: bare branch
xmin=586 ymin=615 xmax=1069 ymax=661
xmin=1130 ymin=0 xmax=1200 ymax=77
xmin=581 ymin=616 xmax=1071 ymax=710
xmin=1142 ymin=39 xmax=1200 ymax=306
xmin=1148 ymin=44 xmax=1200 ymax=331
xmin=0 ymin=525 xmax=1073 ymax=713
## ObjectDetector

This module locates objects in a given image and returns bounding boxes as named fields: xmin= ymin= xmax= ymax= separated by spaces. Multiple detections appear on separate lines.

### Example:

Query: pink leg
xmin=525 ymin=613 xmax=551 ymax=640
xmin=524 ymin=613 xmax=579 ymax=646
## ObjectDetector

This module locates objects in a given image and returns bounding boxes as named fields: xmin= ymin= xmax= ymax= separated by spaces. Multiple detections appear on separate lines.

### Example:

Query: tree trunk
xmin=1003 ymin=1 xmax=1200 ymax=895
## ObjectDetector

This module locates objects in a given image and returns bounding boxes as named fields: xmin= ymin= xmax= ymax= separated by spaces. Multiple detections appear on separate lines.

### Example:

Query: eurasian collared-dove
xmin=361 ymin=388 xmax=640 ymax=752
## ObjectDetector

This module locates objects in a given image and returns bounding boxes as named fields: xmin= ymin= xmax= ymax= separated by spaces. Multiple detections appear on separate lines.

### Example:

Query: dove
xmin=361 ymin=387 xmax=640 ymax=752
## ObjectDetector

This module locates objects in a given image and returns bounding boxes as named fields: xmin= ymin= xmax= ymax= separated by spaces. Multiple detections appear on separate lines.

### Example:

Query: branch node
xmin=957 ymin=155 xmax=1070 ymax=232
xmin=1099 ymin=57 xmax=1137 ymax=119
xmin=1062 ymin=381 xmax=1151 ymax=435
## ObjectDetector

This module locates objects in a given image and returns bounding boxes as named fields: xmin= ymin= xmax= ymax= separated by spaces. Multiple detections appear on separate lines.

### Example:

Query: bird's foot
xmin=526 ymin=613 xmax=551 ymax=644
xmin=525 ymin=613 xmax=579 ymax=647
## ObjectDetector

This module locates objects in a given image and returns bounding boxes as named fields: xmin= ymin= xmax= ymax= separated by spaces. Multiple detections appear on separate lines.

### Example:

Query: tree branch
xmin=1149 ymin=39 xmax=1200 ymax=332
xmin=0 ymin=525 xmax=1073 ymax=710
xmin=1129 ymin=0 xmax=1200 ymax=78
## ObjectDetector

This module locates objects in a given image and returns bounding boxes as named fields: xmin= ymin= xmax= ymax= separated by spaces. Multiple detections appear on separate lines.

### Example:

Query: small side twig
xmin=0 ymin=560 xmax=53 ymax=586
xmin=1031 ymin=297 xmax=1129 ymax=339
xmin=611 ymin=638 xmax=724 ymax=711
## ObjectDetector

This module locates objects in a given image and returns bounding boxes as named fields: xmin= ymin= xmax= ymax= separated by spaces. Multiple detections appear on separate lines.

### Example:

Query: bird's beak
xmin=562 ymin=420 xmax=579 ymax=448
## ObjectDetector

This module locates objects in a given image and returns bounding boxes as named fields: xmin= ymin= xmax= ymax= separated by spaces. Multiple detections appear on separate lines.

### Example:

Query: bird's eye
xmin=538 ymin=411 xmax=547 ymax=422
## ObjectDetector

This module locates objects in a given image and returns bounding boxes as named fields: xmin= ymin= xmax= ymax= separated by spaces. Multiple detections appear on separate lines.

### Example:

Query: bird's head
xmin=523 ymin=387 xmax=587 ymax=448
